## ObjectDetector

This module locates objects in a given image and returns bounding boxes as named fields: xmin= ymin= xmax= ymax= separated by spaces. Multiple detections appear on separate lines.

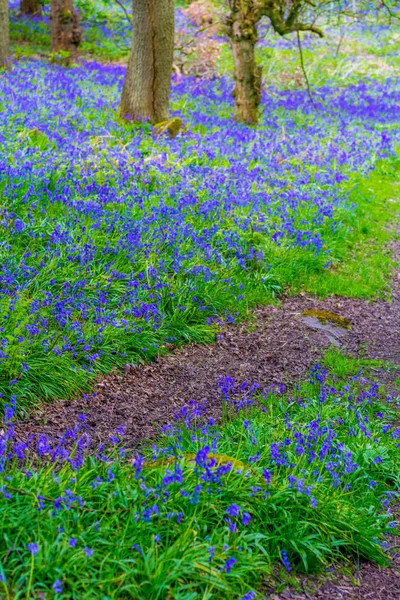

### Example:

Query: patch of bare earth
xmin=13 ymin=244 xmax=400 ymax=599
xmin=14 ymin=269 xmax=400 ymax=446
xmin=265 ymin=549 xmax=400 ymax=599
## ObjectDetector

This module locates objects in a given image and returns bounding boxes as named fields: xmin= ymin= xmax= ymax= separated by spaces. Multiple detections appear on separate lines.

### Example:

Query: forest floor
xmin=13 ymin=238 xmax=400 ymax=600
xmin=14 ymin=241 xmax=400 ymax=447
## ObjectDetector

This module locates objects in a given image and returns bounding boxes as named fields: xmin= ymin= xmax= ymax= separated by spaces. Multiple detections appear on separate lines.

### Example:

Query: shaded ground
xmin=13 ymin=243 xmax=400 ymax=600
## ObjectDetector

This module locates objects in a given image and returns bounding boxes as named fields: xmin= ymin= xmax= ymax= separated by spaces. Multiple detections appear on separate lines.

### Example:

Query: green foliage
xmin=0 ymin=371 xmax=398 ymax=598
xmin=322 ymin=347 xmax=397 ymax=379
xmin=288 ymin=159 xmax=400 ymax=298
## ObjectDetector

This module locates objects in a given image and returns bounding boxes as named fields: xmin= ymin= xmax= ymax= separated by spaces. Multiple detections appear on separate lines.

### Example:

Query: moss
xmin=302 ymin=309 xmax=352 ymax=330
xmin=153 ymin=117 xmax=186 ymax=138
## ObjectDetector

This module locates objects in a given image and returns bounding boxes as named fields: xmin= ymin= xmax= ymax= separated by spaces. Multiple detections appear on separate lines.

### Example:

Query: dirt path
xmin=14 ymin=266 xmax=400 ymax=446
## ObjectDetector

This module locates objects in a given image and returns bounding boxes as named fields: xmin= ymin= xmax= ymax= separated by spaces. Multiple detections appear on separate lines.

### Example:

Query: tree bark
xmin=120 ymin=0 xmax=175 ymax=124
xmin=20 ymin=0 xmax=42 ymax=16
xmin=227 ymin=0 xmax=261 ymax=124
xmin=50 ymin=0 xmax=82 ymax=57
xmin=0 ymin=0 xmax=10 ymax=70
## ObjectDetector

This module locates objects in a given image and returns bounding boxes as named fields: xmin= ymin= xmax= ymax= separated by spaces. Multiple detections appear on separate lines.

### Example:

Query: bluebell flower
xmin=222 ymin=556 xmax=237 ymax=573
xmin=242 ymin=512 xmax=251 ymax=526
xmin=53 ymin=579 xmax=63 ymax=594
xmin=27 ymin=543 xmax=39 ymax=555
xmin=226 ymin=503 xmax=241 ymax=517
xmin=241 ymin=592 xmax=255 ymax=600
xmin=281 ymin=550 xmax=291 ymax=572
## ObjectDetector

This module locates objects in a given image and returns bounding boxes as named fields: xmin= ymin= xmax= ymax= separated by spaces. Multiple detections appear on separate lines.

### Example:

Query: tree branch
xmin=296 ymin=30 xmax=316 ymax=109
xmin=114 ymin=0 xmax=132 ymax=26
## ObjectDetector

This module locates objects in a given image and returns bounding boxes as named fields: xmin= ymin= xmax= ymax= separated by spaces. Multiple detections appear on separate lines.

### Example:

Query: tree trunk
xmin=50 ymin=0 xmax=82 ymax=58
xmin=227 ymin=0 xmax=261 ymax=124
xmin=0 ymin=0 xmax=10 ymax=70
xmin=20 ymin=0 xmax=42 ymax=16
xmin=120 ymin=0 xmax=175 ymax=124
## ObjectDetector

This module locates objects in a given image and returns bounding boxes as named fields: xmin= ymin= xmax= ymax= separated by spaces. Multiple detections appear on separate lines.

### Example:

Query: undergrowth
xmin=0 ymin=366 xmax=399 ymax=598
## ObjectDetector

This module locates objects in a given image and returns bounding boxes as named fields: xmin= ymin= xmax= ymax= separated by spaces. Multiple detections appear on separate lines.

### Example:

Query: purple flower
xmin=226 ymin=503 xmax=241 ymax=517
xmin=242 ymin=512 xmax=251 ymax=526
xmin=208 ymin=546 xmax=215 ymax=562
xmin=248 ymin=452 xmax=260 ymax=463
xmin=241 ymin=592 xmax=256 ymax=600
xmin=69 ymin=538 xmax=77 ymax=547
xmin=263 ymin=469 xmax=272 ymax=485
xmin=83 ymin=547 xmax=93 ymax=557
xmin=222 ymin=556 xmax=237 ymax=573
xmin=225 ymin=518 xmax=237 ymax=533
xmin=281 ymin=550 xmax=291 ymax=572
xmin=27 ymin=542 xmax=39 ymax=555
xmin=132 ymin=544 xmax=142 ymax=554
xmin=53 ymin=579 xmax=63 ymax=594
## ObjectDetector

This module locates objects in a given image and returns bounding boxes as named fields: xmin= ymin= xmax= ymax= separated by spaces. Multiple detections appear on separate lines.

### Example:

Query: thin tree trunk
xmin=20 ymin=0 xmax=42 ymax=16
xmin=0 ymin=0 xmax=10 ymax=69
xmin=120 ymin=0 xmax=175 ymax=124
xmin=227 ymin=0 xmax=261 ymax=124
xmin=50 ymin=0 xmax=82 ymax=58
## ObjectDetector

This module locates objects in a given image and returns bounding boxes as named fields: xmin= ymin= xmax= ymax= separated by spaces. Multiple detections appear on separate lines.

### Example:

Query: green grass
xmin=322 ymin=347 xmax=397 ymax=379
xmin=291 ymin=159 xmax=400 ymax=298
xmin=0 ymin=368 xmax=399 ymax=599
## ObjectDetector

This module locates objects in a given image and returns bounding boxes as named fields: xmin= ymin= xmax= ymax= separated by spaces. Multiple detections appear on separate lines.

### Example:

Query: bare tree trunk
xmin=120 ymin=0 xmax=175 ymax=124
xmin=20 ymin=0 xmax=42 ymax=16
xmin=50 ymin=0 xmax=82 ymax=58
xmin=0 ymin=0 xmax=10 ymax=69
xmin=227 ymin=0 xmax=261 ymax=124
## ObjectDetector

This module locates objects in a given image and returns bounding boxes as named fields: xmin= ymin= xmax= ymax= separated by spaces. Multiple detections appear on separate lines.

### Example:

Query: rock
xmin=301 ymin=309 xmax=351 ymax=347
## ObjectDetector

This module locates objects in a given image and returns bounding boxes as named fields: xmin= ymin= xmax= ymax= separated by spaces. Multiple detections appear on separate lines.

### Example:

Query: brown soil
xmin=266 ymin=534 xmax=400 ymax=599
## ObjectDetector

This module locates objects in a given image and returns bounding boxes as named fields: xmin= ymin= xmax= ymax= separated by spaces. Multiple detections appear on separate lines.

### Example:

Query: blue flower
xmin=27 ymin=542 xmax=39 ymax=555
xmin=226 ymin=503 xmax=241 ymax=517
xmin=53 ymin=579 xmax=63 ymax=594
xmin=242 ymin=512 xmax=251 ymax=526
xmin=222 ymin=556 xmax=237 ymax=574
xmin=225 ymin=518 xmax=237 ymax=533
xmin=281 ymin=550 xmax=291 ymax=572
xmin=241 ymin=592 xmax=255 ymax=600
